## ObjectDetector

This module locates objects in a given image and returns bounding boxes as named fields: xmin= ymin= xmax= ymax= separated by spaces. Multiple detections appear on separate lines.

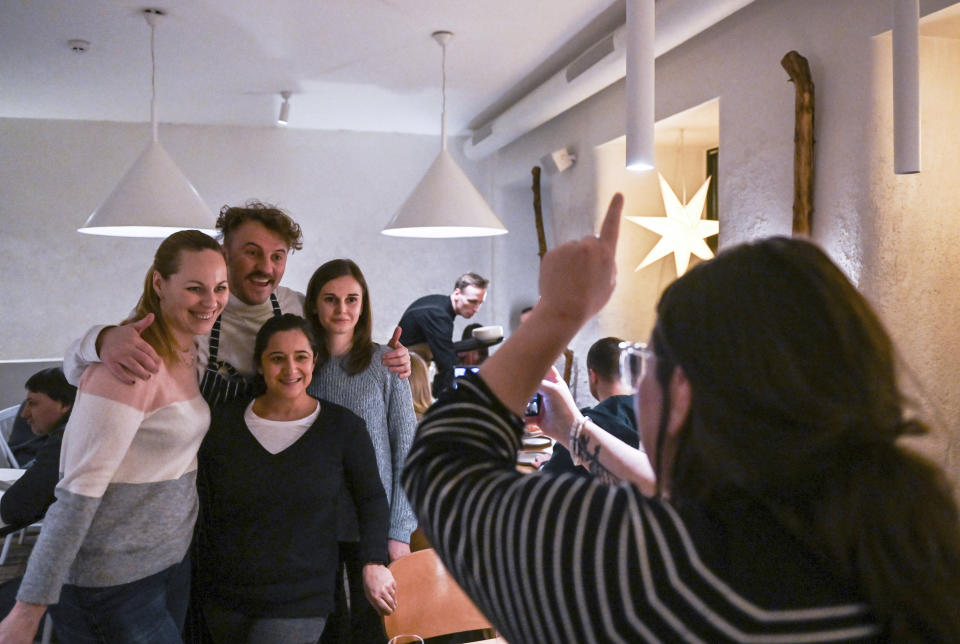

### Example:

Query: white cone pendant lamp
xmin=79 ymin=8 xmax=215 ymax=237
xmin=382 ymin=31 xmax=507 ymax=238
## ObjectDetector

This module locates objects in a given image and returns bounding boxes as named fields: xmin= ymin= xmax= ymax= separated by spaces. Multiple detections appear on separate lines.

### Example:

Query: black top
xmin=196 ymin=397 xmax=389 ymax=618
xmin=403 ymin=374 xmax=881 ymax=643
xmin=0 ymin=422 xmax=64 ymax=531
xmin=542 ymin=394 xmax=638 ymax=477
xmin=398 ymin=293 xmax=457 ymax=396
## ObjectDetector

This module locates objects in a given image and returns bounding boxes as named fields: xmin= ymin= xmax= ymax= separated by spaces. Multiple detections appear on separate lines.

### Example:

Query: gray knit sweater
xmin=308 ymin=344 xmax=417 ymax=542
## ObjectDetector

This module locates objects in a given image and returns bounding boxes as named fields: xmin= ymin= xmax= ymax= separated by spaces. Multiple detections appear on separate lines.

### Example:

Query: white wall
xmin=861 ymin=33 xmax=960 ymax=474
xmin=474 ymin=0 xmax=960 ymax=484
xmin=0 ymin=118 xmax=521 ymax=365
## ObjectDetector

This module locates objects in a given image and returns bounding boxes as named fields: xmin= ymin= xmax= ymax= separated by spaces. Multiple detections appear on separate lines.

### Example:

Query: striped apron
xmin=198 ymin=292 xmax=282 ymax=408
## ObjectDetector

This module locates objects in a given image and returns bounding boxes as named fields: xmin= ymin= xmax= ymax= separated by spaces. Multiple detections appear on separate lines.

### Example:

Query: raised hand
xmin=526 ymin=367 xmax=582 ymax=447
xmin=382 ymin=325 xmax=411 ymax=379
xmin=479 ymin=195 xmax=624 ymax=416
xmin=538 ymin=193 xmax=622 ymax=327
xmin=97 ymin=314 xmax=161 ymax=384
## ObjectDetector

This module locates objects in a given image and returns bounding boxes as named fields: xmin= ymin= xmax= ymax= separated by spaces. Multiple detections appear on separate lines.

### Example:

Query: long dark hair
xmin=303 ymin=259 xmax=375 ymax=375
xmin=126 ymin=230 xmax=224 ymax=365
xmin=652 ymin=236 xmax=960 ymax=640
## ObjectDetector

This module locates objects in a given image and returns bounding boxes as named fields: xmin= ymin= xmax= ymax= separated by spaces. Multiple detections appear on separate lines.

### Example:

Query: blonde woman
xmin=0 ymin=230 xmax=228 ymax=643
xmin=408 ymin=353 xmax=433 ymax=420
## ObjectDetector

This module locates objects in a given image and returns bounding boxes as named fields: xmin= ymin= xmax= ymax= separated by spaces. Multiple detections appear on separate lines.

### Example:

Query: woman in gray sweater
xmin=304 ymin=258 xmax=417 ymax=644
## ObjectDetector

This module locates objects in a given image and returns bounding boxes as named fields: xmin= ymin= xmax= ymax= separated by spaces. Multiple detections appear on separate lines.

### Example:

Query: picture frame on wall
xmin=706 ymin=146 xmax=718 ymax=253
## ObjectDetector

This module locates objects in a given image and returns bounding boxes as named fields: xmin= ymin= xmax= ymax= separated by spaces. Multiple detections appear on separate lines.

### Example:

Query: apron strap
xmin=199 ymin=291 xmax=285 ymax=408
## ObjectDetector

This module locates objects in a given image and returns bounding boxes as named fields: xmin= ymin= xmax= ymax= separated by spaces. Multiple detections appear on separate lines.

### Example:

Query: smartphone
xmin=453 ymin=365 xmax=480 ymax=388
xmin=455 ymin=366 xmax=540 ymax=415
xmin=524 ymin=393 xmax=542 ymax=417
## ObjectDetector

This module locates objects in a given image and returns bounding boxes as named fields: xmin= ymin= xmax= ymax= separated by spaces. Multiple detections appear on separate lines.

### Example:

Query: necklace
xmin=175 ymin=344 xmax=196 ymax=368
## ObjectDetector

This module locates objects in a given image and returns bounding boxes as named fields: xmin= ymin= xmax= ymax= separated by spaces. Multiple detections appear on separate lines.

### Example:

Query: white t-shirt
xmin=244 ymin=398 xmax=320 ymax=454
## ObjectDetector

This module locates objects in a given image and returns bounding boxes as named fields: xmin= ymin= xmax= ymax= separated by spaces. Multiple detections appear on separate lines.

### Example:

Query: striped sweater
xmin=18 ymin=360 xmax=208 ymax=605
xmin=402 ymin=375 xmax=882 ymax=644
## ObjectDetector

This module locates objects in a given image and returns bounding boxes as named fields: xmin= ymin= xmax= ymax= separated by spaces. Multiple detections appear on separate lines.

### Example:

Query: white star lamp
xmin=627 ymin=172 xmax=718 ymax=276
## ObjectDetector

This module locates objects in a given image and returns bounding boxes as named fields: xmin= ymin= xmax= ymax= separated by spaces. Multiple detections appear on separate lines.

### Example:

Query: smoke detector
xmin=68 ymin=39 xmax=91 ymax=53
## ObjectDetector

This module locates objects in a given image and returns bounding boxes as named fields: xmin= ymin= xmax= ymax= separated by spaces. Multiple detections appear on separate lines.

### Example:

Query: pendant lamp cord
xmin=145 ymin=11 xmax=159 ymax=143
xmin=440 ymin=38 xmax=447 ymax=151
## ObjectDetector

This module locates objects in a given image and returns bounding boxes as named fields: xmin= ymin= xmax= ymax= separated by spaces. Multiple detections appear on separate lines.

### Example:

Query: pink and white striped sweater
xmin=18 ymin=359 xmax=209 ymax=605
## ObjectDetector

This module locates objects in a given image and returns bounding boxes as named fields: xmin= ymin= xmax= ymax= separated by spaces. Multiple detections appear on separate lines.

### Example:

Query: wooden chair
xmin=384 ymin=548 xmax=493 ymax=641
xmin=408 ymin=526 xmax=432 ymax=552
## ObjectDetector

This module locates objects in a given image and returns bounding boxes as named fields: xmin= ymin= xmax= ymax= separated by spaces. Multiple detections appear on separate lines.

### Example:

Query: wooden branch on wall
xmin=781 ymin=50 xmax=815 ymax=236
xmin=530 ymin=165 xmax=574 ymax=386
xmin=531 ymin=166 xmax=547 ymax=260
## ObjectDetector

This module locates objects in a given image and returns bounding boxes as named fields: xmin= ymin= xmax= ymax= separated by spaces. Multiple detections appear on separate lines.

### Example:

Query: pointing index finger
xmin=598 ymin=193 xmax=623 ymax=251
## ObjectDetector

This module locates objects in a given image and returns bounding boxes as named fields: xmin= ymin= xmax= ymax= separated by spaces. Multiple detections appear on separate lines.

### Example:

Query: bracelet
xmin=569 ymin=415 xmax=589 ymax=466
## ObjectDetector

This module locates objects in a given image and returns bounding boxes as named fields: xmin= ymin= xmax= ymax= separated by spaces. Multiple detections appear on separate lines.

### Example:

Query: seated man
xmin=0 ymin=368 xmax=76 ymax=530
xmin=540 ymin=337 xmax=639 ymax=477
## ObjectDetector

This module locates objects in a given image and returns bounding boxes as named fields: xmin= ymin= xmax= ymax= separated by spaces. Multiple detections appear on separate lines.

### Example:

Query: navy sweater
xmin=196 ymin=397 xmax=388 ymax=618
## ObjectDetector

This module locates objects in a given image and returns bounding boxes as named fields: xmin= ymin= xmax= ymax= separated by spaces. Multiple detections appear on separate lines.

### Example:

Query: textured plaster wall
xmin=0 ymin=119 xmax=510 ymax=372
xmin=475 ymin=0 xmax=960 ymax=488
xmin=860 ymin=34 xmax=960 ymax=474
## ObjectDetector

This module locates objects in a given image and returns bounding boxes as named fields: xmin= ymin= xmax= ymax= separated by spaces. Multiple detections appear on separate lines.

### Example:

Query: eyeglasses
xmin=618 ymin=341 xmax=654 ymax=391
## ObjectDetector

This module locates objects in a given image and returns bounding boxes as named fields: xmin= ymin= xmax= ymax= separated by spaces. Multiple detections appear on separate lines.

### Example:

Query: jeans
xmin=49 ymin=555 xmax=191 ymax=643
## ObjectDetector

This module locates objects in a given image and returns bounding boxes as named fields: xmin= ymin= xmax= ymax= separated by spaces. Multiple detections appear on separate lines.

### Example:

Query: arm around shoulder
xmin=62 ymin=324 xmax=110 ymax=385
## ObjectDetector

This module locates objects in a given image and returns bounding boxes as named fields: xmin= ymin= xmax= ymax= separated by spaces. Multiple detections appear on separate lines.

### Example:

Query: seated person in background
xmin=1 ymin=368 xmax=76 ymax=529
xmin=539 ymin=337 xmax=639 ymax=479
xmin=409 ymin=353 xmax=433 ymax=421
xmin=518 ymin=306 xmax=534 ymax=325
xmin=0 ymin=368 xmax=76 ymax=638
xmin=455 ymin=323 xmax=489 ymax=366
xmin=6 ymin=406 xmax=43 ymax=469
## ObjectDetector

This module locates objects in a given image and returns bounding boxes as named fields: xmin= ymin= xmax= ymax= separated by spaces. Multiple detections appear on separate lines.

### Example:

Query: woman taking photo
xmin=0 ymin=230 xmax=229 ymax=643
xmin=195 ymin=314 xmax=394 ymax=644
xmin=403 ymin=195 xmax=960 ymax=642
xmin=303 ymin=259 xmax=417 ymax=642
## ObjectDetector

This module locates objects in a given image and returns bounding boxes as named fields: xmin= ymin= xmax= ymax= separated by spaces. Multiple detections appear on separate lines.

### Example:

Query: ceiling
xmin=1 ymin=0 xmax=630 ymax=136
xmin=4 ymin=1 xmax=960 ymax=143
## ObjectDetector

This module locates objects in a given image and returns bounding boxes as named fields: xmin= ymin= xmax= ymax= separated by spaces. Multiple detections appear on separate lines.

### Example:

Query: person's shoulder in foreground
xmin=405 ymin=372 xmax=882 ymax=643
